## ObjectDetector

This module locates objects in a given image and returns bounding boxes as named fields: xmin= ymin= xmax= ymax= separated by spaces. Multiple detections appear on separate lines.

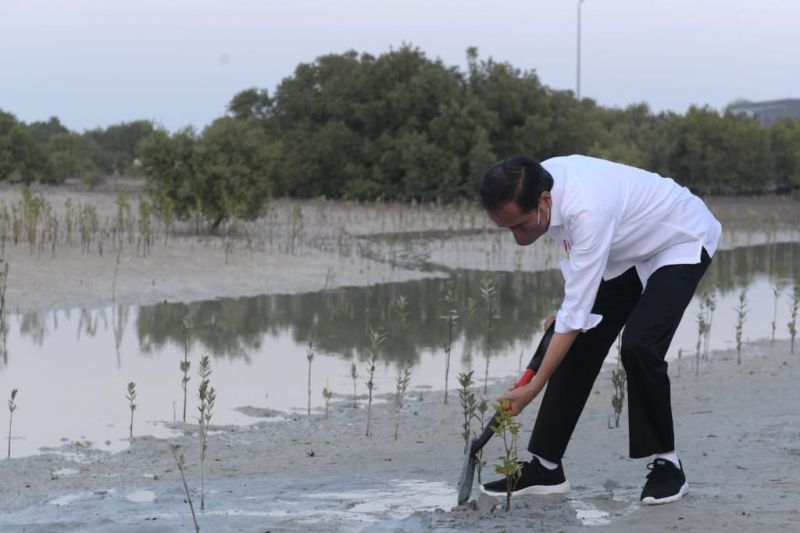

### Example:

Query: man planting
xmin=478 ymin=155 xmax=721 ymax=505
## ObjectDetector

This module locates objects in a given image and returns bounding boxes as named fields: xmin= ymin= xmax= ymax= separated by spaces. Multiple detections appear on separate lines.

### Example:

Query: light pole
xmin=577 ymin=0 xmax=586 ymax=99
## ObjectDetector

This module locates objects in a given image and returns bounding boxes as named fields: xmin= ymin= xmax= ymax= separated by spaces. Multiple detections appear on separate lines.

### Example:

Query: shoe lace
xmin=516 ymin=459 xmax=539 ymax=479
xmin=645 ymin=460 xmax=671 ymax=480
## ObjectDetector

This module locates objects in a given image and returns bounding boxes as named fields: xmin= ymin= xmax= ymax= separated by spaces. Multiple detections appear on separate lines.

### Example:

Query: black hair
xmin=478 ymin=155 xmax=554 ymax=213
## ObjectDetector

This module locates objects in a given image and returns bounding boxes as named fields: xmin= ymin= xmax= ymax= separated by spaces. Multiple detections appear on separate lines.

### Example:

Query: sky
xmin=1 ymin=0 xmax=798 ymax=132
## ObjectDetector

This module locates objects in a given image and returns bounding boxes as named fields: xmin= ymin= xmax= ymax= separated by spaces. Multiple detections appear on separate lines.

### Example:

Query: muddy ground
xmin=1 ymin=339 xmax=797 ymax=532
xmin=0 ymin=184 xmax=799 ymax=531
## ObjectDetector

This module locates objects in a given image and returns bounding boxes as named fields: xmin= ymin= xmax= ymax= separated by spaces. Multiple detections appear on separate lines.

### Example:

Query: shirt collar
xmin=546 ymin=166 xmax=564 ymax=229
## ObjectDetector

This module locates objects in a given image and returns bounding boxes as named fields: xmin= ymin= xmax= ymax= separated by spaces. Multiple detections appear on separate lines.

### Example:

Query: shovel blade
xmin=457 ymin=447 xmax=478 ymax=505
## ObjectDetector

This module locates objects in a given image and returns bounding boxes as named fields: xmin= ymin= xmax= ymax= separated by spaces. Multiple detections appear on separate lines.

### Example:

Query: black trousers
xmin=529 ymin=249 xmax=711 ymax=461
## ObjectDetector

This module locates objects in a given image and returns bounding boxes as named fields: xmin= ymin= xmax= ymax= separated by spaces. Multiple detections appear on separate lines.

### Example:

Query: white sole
xmin=480 ymin=480 xmax=570 ymax=498
xmin=641 ymin=481 xmax=689 ymax=505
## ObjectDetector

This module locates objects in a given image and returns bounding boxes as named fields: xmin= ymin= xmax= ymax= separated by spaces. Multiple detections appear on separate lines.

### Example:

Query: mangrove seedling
xmin=702 ymin=289 xmax=716 ymax=361
xmin=181 ymin=315 xmax=193 ymax=423
xmin=0 ymin=202 xmax=9 ymax=255
xmin=7 ymin=388 xmax=17 ymax=458
xmin=479 ymin=276 xmax=498 ymax=395
xmin=322 ymin=382 xmax=333 ymax=420
xmin=695 ymin=304 xmax=708 ymax=376
xmin=114 ymin=191 xmax=131 ymax=248
xmin=475 ymin=398 xmax=488 ymax=483
xmin=170 ymin=444 xmax=200 ymax=533
xmin=306 ymin=336 xmax=314 ymax=416
xmin=393 ymin=364 xmax=413 ymax=441
xmin=734 ymin=289 xmax=748 ymax=365
xmin=609 ymin=364 xmax=626 ymax=429
xmin=465 ymin=296 xmax=478 ymax=321
xmin=490 ymin=401 xmax=522 ymax=512
xmin=350 ymin=362 xmax=358 ymax=408
xmin=223 ymin=236 xmax=234 ymax=264
xmin=126 ymin=382 xmax=137 ymax=440
xmin=0 ymin=262 xmax=9 ymax=320
xmin=197 ymin=356 xmax=216 ymax=511
xmin=112 ymin=241 xmax=123 ymax=303
xmin=771 ymin=282 xmax=783 ymax=346
xmin=457 ymin=371 xmax=477 ymax=454
xmin=440 ymin=279 xmax=459 ymax=405
xmin=391 ymin=294 xmax=410 ymax=326
xmin=365 ymin=326 xmax=386 ymax=437
xmin=159 ymin=197 xmax=175 ymax=245
xmin=138 ymin=197 xmax=153 ymax=256
xmin=789 ymin=284 xmax=799 ymax=354
xmin=21 ymin=186 xmax=45 ymax=253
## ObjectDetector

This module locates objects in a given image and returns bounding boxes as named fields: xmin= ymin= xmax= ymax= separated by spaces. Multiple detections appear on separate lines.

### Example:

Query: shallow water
xmin=0 ymin=475 xmax=456 ymax=532
xmin=1 ymin=241 xmax=799 ymax=457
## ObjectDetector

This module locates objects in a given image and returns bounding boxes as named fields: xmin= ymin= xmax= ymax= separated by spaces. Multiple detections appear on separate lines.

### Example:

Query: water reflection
xmin=706 ymin=241 xmax=800 ymax=291
xmin=134 ymin=268 xmax=565 ymax=365
xmin=0 ymin=241 xmax=799 ymax=457
xmin=132 ymin=241 xmax=800 ymax=363
xmin=7 ymin=241 xmax=800 ymax=366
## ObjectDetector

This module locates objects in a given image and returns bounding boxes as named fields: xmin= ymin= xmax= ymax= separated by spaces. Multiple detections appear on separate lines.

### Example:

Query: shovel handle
xmin=468 ymin=322 xmax=554 ymax=456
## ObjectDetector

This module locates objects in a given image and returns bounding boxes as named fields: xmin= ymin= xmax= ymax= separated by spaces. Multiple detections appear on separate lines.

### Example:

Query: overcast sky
xmin=1 ymin=0 xmax=797 ymax=132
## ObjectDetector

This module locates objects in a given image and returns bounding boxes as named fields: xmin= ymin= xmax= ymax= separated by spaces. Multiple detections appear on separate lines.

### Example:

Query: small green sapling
xmin=490 ymin=401 xmax=522 ymax=512
xmin=7 ymin=388 xmax=17 ymax=458
xmin=126 ymin=382 xmax=137 ymax=440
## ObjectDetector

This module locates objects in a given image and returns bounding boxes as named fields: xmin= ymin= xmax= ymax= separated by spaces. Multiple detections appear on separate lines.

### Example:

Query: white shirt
xmin=542 ymin=155 xmax=722 ymax=334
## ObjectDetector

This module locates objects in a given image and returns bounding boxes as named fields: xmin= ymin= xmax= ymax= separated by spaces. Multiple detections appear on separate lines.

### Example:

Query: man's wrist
xmin=524 ymin=381 xmax=540 ymax=401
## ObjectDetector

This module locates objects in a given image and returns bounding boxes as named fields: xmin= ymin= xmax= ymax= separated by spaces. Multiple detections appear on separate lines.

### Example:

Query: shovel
xmin=456 ymin=321 xmax=555 ymax=505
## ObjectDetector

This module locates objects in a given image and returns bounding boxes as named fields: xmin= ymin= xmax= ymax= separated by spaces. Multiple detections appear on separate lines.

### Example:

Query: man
xmin=478 ymin=154 xmax=721 ymax=505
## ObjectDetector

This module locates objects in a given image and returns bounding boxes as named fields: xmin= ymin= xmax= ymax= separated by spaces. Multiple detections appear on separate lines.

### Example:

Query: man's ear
xmin=539 ymin=191 xmax=552 ymax=210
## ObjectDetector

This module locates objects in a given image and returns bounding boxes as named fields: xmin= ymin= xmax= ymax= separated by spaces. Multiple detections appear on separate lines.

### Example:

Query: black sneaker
xmin=480 ymin=457 xmax=570 ymax=497
xmin=640 ymin=458 xmax=689 ymax=505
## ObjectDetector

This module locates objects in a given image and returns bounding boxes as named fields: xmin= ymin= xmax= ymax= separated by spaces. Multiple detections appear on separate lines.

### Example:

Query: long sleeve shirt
xmin=541 ymin=155 xmax=722 ymax=334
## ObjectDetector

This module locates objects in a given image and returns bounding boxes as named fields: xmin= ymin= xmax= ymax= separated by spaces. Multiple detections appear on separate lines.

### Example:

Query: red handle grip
xmin=514 ymin=368 xmax=536 ymax=389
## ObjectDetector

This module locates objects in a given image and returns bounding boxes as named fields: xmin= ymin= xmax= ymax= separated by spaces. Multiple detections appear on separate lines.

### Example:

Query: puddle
xmin=570 ymin=499 xmax=611 ymax=526
xmin=6 ymin=475 xmax=455 ymax=532
xmin=303 ymin=479 xmax=454 ymax=522
xmin=48 ymin=493 xmax=86 ymax=507
xmin=48 ymin=489 xmax=117 ymax=507
xmin=52 ymin=468 xmax=79 ymax=476
xmin=125 ymin=490 xmax=156 ymax=503
xmin=1 ymin=241 xmax=799 ymax=456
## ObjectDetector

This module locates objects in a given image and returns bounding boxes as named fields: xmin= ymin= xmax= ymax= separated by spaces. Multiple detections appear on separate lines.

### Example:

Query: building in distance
xmin=728 ymin=99 xmax=800 ymax=126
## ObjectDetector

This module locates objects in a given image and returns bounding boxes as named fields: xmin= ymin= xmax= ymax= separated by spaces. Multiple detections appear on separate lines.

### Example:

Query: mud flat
xmin=0 ymin=338 xmax=798 ymax=531
xmin=1 ymin=186 xmax=799 ymax=531
xmin=2 ymin=185 xmax=799 ymax=314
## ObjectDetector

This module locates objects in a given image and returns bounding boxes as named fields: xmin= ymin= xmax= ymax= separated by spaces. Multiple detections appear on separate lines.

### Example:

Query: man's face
xmin=487 ymin=197 xmax=550 ymax=246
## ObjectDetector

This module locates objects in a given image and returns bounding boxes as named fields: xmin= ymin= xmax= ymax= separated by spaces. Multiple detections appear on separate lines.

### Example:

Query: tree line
xmin=2 ymin=45 xmax=799 ymax=227
xmin=0 ymin=113 xmax=153 ymax=186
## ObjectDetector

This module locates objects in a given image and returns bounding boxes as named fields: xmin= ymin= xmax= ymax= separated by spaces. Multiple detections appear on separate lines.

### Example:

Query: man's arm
xmin=497 ymin=210 xmax=618 ymax=414
xmin=497 ymin=329 xmax=579 ymax=415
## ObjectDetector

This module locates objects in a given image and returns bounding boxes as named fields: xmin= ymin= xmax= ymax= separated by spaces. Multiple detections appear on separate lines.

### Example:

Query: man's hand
xmin=497 ymin=328 xmax=580 ymax=417
xmin=496 ymin=383 xmax=537 ymax=416
xmin=542 ymin=314 xmax=555 ymax=331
